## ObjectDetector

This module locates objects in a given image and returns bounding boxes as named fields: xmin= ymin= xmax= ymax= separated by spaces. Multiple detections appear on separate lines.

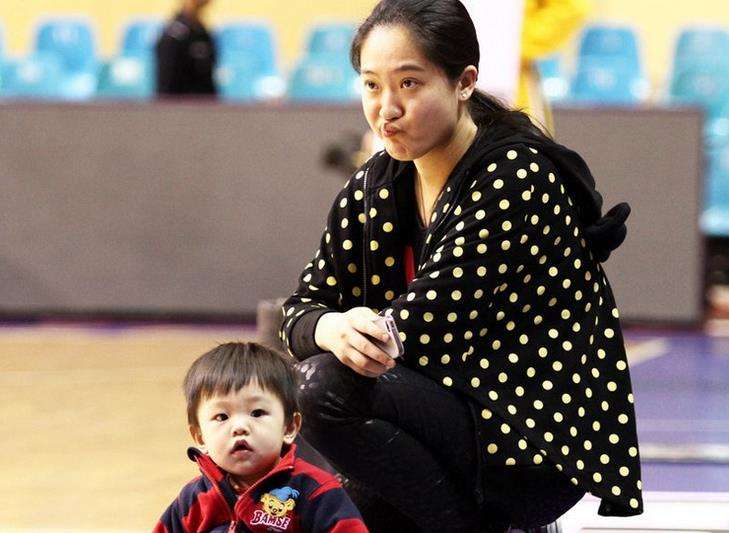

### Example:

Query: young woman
xmin=281 ymin=1 xmax=642 ymax=530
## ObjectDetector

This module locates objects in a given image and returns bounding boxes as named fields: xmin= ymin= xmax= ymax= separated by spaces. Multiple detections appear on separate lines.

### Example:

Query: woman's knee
xmin=295 ymin=353 xmax=366 ymax=423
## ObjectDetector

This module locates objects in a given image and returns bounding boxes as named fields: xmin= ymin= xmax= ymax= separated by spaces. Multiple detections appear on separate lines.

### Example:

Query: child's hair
xmin=183 ymin=342 xmax=299 ymax=428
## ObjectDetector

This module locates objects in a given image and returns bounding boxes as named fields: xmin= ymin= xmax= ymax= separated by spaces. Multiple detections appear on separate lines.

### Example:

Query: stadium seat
xmin=674 ymin=27 xmax=729 ymax=72
xmin=35 ymin=18 xmax=97 ymax=73
xmin=96 ymin=56 xmax=154 ymax=99
xmin=536 ymin=54 xmax=569 ymax=102
xmin=305 ymin=23 xmax=356 ymax=59
xmin=288 ymin=56 xmax=359 ymax=102
xmin=570 ymin=55 xmax=648 ymax=105
xmin=216 ymin=22 xmax=278 ymax=75
xmin=121 ymin=19 xmax=163 ymax=59
xmin=670 ymin=62 xmax=729 ymax=118
xmin=702 ymin=140 xmax=729 ymax=237
xmin=34 ymin=18 xmax=99 ymax=99
xmin=216 ymin=55 xmax=285 ymax=101
xmin=1 ymin=53 xmax=65 ymax=99
xmin=578 ymin=24 xmax=643 ymax=72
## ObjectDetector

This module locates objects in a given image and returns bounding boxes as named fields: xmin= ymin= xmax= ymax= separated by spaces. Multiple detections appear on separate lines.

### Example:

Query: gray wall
xmin=0 ymin=103 xmax=703 ymax=322
xmin=553 ymin=106 xmax=704 ymax=323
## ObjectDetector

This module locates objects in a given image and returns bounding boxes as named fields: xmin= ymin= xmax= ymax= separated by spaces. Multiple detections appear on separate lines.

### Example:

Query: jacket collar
xmin=188 ymin=443 xmax=298 ymax=502
xmin=368 ymin=123 xmax=605 ymax=227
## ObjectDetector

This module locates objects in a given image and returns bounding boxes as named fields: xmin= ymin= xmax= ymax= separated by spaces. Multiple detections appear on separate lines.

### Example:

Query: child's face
xmin=191 ymin=382 xmax=301 ymax=489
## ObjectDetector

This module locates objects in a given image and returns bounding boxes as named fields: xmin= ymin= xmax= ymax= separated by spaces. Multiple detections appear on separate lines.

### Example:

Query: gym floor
xmin=1 ymin=323 xmax=727 ymax=531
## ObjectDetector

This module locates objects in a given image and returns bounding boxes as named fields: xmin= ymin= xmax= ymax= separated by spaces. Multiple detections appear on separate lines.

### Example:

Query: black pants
xmin=296 ymin=354 xmax=585 ymax=532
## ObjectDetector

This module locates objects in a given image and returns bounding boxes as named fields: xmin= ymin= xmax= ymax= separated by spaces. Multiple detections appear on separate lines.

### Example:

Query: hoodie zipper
xmin=362 ymin=168 xmax=370 ymax=306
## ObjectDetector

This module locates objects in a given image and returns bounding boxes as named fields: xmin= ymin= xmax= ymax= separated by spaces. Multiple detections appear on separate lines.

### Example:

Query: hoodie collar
xmin=187 ymin=444 xmax=298 ymax=499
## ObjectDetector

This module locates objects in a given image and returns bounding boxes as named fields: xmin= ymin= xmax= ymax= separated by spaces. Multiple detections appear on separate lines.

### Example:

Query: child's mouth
xmin=231 ymin=439 xmax=252 ymax=455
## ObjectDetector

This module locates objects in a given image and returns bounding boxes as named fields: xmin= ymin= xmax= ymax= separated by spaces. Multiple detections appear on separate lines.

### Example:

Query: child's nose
xmin=231 ymin=416 xmax=250 ymax=435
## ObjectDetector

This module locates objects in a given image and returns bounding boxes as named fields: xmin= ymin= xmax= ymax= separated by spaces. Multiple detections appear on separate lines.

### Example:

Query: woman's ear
xmin=458 ymin=65 xmax=479 ymax=101
xmin=190 ymin=424 xmax=206 ymax=451
xmin=283 ymin=412 xmax=303 ymax=445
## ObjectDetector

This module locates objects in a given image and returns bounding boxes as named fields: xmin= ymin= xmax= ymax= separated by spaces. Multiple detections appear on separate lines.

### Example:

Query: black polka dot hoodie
xmin=282 ymin=124 xmax=643 ymax=517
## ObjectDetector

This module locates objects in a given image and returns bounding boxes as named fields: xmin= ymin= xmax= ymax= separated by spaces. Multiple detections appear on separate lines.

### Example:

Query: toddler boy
xmin=154 ymin=342 xmax=367 ymax=532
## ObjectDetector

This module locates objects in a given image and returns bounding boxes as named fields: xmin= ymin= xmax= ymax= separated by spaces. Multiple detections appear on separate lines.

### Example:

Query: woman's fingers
xmin=343 ymin=347 xmax=391 ymax=377
xmin=353 ymin=313 xmax=390 ymax=344
xmin=349 ymin=330 xmax=395 ymax=368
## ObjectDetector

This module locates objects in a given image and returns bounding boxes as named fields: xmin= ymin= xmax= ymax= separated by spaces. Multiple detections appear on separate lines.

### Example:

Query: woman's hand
xmin=314 ymin=307 xmax=397 ymax=377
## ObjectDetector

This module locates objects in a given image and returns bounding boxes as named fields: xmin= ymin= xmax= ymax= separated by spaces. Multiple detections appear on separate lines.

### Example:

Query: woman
xmin=281 ymin=0 xmax=642 ymax=530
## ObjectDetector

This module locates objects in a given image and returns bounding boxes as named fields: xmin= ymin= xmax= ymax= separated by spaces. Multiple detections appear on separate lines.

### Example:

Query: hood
xmin=370 ymin=120 xmax=629 ymax=262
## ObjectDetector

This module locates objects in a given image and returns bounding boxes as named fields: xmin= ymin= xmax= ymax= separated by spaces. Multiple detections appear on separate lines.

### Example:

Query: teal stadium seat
xmin=96 ymin=56 xmax=154 ymax=100
xmin=570 ymin=55 xmax=648 ymax=105
xmin=35 ymin=18 xmax=99 ymax=100
xmin=216 ymin=22 xmax=277 ymax=74
xmin=121 ymin=19 xmax=163 ymax=59
xmin=305 ymin=23 xmax=356 ymax=59
xmin=288 ymin=56 xmax=359 ymax=102
xmin=579 ymin=24 xmax=643 ymax=73
xmin=1 ymin=53 xmax=65 ymax=99
xmin=215 ymin=22 xmax=284 ymax=101
xmin=669 ymin=61 xmax=729 ymax=118
xmin=674 ymin=27 xmax=729 ymax=72
xmin=536 ymin=54 xmax=569 ymax=102
xmin=702 ymin=141 xmax=729 ymax=237
xmin=707 ymin=100 xmax=729 ymax=149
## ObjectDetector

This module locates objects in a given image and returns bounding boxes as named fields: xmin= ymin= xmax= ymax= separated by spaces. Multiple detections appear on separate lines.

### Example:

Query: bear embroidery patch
xmin=251 ymin=487 xmax=300 ymax=531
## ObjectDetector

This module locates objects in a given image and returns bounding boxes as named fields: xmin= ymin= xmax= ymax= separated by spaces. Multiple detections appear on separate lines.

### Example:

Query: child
xmin=154 ymin=342 xmax=368 ymax=532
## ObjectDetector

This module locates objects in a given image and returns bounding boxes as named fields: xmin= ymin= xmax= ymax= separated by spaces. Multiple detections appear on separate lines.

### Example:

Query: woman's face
xmin=359 ymin=24 xmax=464 ymax=162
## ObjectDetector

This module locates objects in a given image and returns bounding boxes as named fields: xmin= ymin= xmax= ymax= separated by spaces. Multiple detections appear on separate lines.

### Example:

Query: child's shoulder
xmin=176 ymin=474 xmax=214 ymax=504
xmin=288 ymin=456 xmax=343 ymax=498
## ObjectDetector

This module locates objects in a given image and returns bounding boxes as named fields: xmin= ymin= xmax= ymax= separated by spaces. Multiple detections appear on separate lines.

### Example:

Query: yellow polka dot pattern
xmin=281 ymin=146 xmax=643 ymax=515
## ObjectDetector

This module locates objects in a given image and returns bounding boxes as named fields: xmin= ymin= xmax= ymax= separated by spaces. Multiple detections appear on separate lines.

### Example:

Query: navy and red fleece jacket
xmin=154 ymin=444 xmax=368 ymax=533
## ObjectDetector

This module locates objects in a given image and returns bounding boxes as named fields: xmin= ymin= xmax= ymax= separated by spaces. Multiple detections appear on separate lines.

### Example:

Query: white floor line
xmin=639 ymin=442 xmax=729 ymax=463
xmin=625 ymin=338 xmax=670 ymax=366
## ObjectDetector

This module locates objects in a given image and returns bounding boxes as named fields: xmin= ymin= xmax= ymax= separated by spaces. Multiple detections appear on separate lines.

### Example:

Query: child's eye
xmin=213 ymin=413 xmax=228 ymax=422
xmin=363 ymin=80 xmax=378 ymax=91
xmin=402 ymin=78 xmax=418 ymax=89
xmin=251 ymin=409 xmax=267 ymax=418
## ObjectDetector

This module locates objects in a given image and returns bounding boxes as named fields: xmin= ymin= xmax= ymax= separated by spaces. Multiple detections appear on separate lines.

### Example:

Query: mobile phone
xmin=371 ymin=315 xmax=405 ymax=359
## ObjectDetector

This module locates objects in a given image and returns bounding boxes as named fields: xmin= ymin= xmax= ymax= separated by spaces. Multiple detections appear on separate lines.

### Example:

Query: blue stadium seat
xmin=570 ymin=55 xmax=648 ymax=105
xmin=216 ymin=22 xmax=278 ymax=76
xmin=536 ymin=54 xmax=569 ymax=102
xmin=707 ymin=100 xmax=729 ymax=149
xmin=669 ymin=62 xmax=729 ymax=118
xmin=674 ymin=27 xmax=729 ymax=72
xmin=121 ymin=19 xmax=163 ymax=59
xmin=35 ymin=18 xmax=97 ymax=73
xmin=1 ymin=53 xmax=65 ymax=99
xmin=216 ymin=55 xmax=285 ymax=101
xmin=305 ymin=23 xmax=356 ymax=59
xmin=702 ymin=141 xmax=729 ymax=236
xmin=578 ymin=24 xmax=642 ymax=72
xmin=288 ymin=56 xmax=359 ymax=102
xmin=34 ymin=18 xmax=99 ymax=99
xmin=96 ymin=56 xmax=154 ymax=99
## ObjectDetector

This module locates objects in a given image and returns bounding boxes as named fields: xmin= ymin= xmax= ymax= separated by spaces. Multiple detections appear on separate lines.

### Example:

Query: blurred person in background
xmin=518 ymin=0 xmax=591 ymax=132
xmin=156 ymin=0 xmax=218 ymax=97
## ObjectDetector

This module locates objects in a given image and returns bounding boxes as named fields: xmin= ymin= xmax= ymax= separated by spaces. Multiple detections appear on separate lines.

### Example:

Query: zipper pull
xmin=228 ymin=520 xmax=238 ymax=533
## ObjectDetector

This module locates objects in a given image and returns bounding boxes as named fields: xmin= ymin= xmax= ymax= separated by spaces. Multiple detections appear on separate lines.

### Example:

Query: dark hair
xmin=184 ymin=342 xmax=299 ymax=428
xmin=350 ymin=0 xmax=551 ymax=139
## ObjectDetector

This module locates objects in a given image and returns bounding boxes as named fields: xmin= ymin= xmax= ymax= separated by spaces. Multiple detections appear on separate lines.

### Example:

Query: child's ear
xmin=189 ymin=424 xmax=206 ymax=451
xmin=282 ymin=412 xmax=302 ymax=445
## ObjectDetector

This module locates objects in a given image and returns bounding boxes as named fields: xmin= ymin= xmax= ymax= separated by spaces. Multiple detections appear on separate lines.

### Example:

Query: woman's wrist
xmin=314 ymin=311 xmax=339 ymax=352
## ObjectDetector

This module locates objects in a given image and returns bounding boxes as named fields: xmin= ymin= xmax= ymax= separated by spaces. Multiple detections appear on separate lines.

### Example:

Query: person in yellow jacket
xmin=518 ymin=0 xmax=591 ymax=133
